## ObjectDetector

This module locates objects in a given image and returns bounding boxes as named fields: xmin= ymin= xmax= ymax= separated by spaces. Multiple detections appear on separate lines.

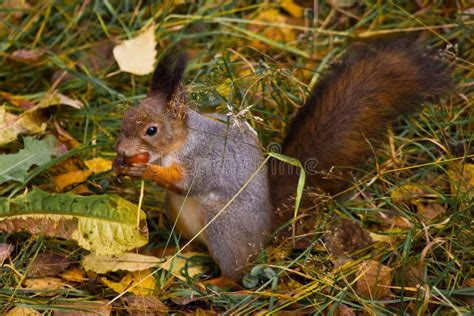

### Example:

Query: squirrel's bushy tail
xmin=270 ymin=37 xmax=453 ymax=219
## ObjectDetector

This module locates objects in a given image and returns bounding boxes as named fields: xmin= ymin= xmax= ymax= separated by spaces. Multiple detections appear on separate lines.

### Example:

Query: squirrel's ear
xmin=149 ymin=48 xmax=187 ymax=101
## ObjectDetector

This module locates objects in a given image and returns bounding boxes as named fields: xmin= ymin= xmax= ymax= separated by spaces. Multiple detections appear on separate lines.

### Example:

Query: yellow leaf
xmin=390 ymin=183 xmax=430 ymax=204
xmin=248 ymin=9 xmax=296 ymax=51
xmin=113 ymin=25 xmax=157 ymax=75
xmin=160 ymin=252 xmax=205 ymax=281
xmin=101 ymin=269 xmax=156 ymax=296
xmin=61 ymin=267 xmax=87 ymax=282
xmin=52 ymin=169 xmax=93 ymax=192
xmin=281 ymin=0 xmax=304 ymax=18
xmin=82 ymin=252 xmax=205 ymax=281
xmin=84 ymin=157 xmax=112 ymax=173
xmin=52 ymin=157 xmax=111 ymax=192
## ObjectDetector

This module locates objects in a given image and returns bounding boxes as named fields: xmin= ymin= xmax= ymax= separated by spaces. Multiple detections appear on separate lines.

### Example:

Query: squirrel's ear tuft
xmin=150 ymin=48 xmax=187 ymax=100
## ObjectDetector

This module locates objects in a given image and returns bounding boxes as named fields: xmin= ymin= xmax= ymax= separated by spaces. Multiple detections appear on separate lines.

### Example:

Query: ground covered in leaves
xmin=0 ymin=1 xmax=473 ymax=315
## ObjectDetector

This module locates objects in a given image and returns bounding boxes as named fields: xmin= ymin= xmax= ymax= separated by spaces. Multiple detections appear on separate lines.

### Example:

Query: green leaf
xmin=0 ymin=188 xmax=148 ymax=255
xmin=0 ymin=135 xmax=61 ymax=184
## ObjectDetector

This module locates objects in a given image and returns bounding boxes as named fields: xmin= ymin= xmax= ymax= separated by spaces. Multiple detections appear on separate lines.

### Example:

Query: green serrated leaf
xmin=0 ymin=188 xmax=148 ymax=255
xmin=0 ymin=135 xmax=60 ymax=184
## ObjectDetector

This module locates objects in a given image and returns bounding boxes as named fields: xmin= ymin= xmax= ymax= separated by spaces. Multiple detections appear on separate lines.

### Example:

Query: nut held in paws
xmin=124 ymin=152 xmax=150 ymax=165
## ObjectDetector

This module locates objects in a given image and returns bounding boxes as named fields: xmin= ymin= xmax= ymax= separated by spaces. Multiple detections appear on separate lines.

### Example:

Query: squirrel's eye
xmin=145 ymin=126 xmax=158 ymax=136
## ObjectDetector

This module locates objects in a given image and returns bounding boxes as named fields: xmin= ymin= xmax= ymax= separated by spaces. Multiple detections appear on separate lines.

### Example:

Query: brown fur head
xmin=114 ymin=49 xmax=188 ymax=173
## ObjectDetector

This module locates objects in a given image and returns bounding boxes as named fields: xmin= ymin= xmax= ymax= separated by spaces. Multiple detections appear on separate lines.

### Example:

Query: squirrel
xmin=113 ymin=37 xmax=452 ymax=280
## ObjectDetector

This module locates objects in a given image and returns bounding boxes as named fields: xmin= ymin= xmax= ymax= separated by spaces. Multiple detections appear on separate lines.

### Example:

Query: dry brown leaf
xmin=10 ymin=49 xmax=46 ymax=62
xmin=52 ymin=300 xmax=111 ymax=316
xmin=27 ymin=253 xmax=71 ymax=278
xmin=356 ymin=260 xmax=392 ymax=299
xmin=416 ymin=202 xmax=446 ymax=221
xmin=334 ymin=304 xmax=356 ymax=316
xmin=0 ymin=243 xmax=14 ymax=264
xmin=113 ymin=25 xmax=157 ymax=75
xmin=61 ymin=267 xmax=87 ymax=283
xmin=5 ymin=307 xmax=41 ymax=316
xmin=121 ymin=295 xmax=169 ymax=315
xmin=100 ymin=269 xmax=156 ymax=296
xmin=324 ymin=218 xmax=373 ymax=258
xmin=23 ymin=277 xmax=69 ymax=296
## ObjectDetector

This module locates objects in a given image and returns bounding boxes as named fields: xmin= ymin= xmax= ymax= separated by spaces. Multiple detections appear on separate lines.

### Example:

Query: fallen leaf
xmin=56 ymin=93 xmax=84 ymax=109
xmin=5 ymin=307 xmax=40 ymax=316
xmin=0 ymin=91 xmax=35 ymax=110
xmin=10 ymin=49 xmax=46 ymax=62
xmin=82 ymin=252 xmax=204 ymax=281
xmin=0 ymin=91 xmax=83 ymax=145
xmin=448 ymin=162 xmax=473 ymax=197
xmin=121 ymin=295 xmax=169 ymax=315
xmin=61 ymin=267 xmax=87 ymax=283
xmin=84 ymin=157 xmax=112 ymax=172
xmin=0 ymin=135 xmax=61 ymax=184
xmin=324 ymin=218 xmax=373 ymax=258
xmin=200 ymin=276 xmax=242 ymax=290
xmin=100 ymin=269 xmax=156 ymax=296
xmin=53 ymin=170 xmax=92 ymax=192
xmin=334 ymin=304 xmax=356 ymax=316
xmin=0 ymin=107 xmax=45 ymax=145
xmin=113 ymin=25 xmax=157 ymax=75
xmin=27 ymin=253 xmax=71 ymax=278
xmin=356 ymin=260 xmax=392 ymax=299
xmin=23 ymin=277 xmax=69 ymax=296
xmin=0 ymin=243 xmax=14 ymax=264
xmin=416 ymin=202 xmax=446 ymax=221
xmin=281 ymin=0 xmax=304 ymax=18
xmin=0 ymin=188 xmax=148 ymax=256
xmin=248 ymin=9 xmax=296 ymax=51
xmin=53 ymin=122 xmax=81 ymax=149
xmin=52 ymin=300 xmax=111 ymax=316
xmin=52 ymin=157 xmax=111 ymax=191
xmin=391 ymin=183 xmax=431 ymax=204
xmin=82 ymin=253 xmax=162 ymax=274
xmin=159 ymin=252 xmax=205 ymax=281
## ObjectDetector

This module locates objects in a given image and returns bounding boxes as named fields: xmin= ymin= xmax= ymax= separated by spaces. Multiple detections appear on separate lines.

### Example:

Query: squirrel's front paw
xmin=122 ymin=163 xmax=148 ymax=178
